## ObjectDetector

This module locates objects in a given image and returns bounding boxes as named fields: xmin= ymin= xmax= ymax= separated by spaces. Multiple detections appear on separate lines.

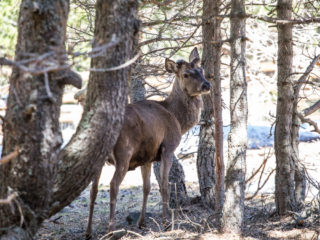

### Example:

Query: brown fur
xmin=85 ymin=48 xmax=211 ymax=238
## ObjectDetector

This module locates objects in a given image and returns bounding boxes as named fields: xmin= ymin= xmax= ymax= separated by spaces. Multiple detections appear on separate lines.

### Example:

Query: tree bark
xmin=197 ymin=0 xmax=222 ymax=210
xmin=222 ymin=0 xmax=247 ymax=234
xmin=0 ymin=1 xmax=70 ymax=237
xmin=212 ymin=0 xmax=225 ymax=218
xmin=0 ymin=0 xmax=138 ymax=238
xmin=274 ymin=0 xmax=298 ymax=215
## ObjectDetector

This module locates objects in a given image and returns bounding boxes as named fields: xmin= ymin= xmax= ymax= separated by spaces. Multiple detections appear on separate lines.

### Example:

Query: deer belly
xmin=128 ymin=143 xmax=160 ymax=171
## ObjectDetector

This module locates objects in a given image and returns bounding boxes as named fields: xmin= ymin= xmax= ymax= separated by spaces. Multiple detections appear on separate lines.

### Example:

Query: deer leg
xmin=85 ymin=168 xmax=102 ymax=239
xmin=159 ymin=149 xmax=173 ymax=223
xmin=138 ymin=162 xmax=152 ymax=228
xmin=108 ymin=152 xmax=131 ymax=232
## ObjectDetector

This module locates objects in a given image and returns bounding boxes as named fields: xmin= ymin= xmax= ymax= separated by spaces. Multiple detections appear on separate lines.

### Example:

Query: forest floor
xmin=36 ymin=140 xmax=320 ymax=240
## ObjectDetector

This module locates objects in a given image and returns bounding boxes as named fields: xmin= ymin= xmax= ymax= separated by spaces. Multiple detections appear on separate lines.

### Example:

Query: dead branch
xmin=295 ymin=55 xmax=320 ymax=92
xmin=143 ymin=0 xmax=176 ymax=7
xmin=0 ymin=147 xmax=19 ymax=166
xmin=0 ymin=193 xmax=17 ymax=205
xmin=142 ymin=15 xmax=201 ymax=27
xmin=302 ymin=100 xmax=320 ymax=117
xmin=245 ymin=149 xmax=272 ymax=184
xmin=88 ymin=52 xmax=141 ymax=72
xmin=297 ymin=113 xmax=320 ymax=135
xmin=99 ymin=229 xmax=127 ymax=240
xmin=246 ymin=169 xmax=275 ymax=200
xmin=248 ymin=15 xmax=320 ymax=25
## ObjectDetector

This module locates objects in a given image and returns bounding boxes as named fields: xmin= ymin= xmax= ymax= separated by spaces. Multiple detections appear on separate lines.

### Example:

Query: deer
xmin=85 ymin=47 xmax=211 ymax=238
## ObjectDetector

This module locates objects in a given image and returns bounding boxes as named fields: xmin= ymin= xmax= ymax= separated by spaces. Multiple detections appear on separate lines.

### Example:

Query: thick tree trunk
xmin=50 ymin=0 xmax=139 ymax=217
xmin=0 ymin=0 xmax=138 ymax=238
xmin=0 ymin=1 xmax=69 ymax=237
xmin=274 ymin=0 xmax=298 ymax=215
xmin=222 ymin=0 xmax=247 ymax=234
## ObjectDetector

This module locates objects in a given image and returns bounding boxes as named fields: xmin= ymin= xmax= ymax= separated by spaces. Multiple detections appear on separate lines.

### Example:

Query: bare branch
xmin=88 ymin=52 xmax=141 ymax=72
xmin=297 ymin=113 xmax=320 ymax=135
xmin=302 ymin=100 xmax=320 ymax=117
xmin=296 ymin=55 xmax=320 ymax=91
xmin=245 ymin=149 xmax=272 ymax=184
xmin=0 ymin=193 xmax=17 ymax=205
xmin=0 ymin=147 xmax=19 ymax=166
xmin=245 ymin=169 xmax=275 ymax=201
xmin=248 ymin=15 xmax=320 ymax=25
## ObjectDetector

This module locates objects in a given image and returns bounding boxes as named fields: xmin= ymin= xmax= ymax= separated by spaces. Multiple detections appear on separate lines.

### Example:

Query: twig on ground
xmin=99 ymin=229 xmax=127 ymax=240
xmin=127 ymin=230 xmax=145 ymax=239
xmin=149 ymin=216 xmax=162 ymax=232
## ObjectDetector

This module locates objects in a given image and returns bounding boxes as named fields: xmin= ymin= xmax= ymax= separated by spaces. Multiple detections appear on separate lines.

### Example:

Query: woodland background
xmin=0 ymin=0 xmax=320 ymax=239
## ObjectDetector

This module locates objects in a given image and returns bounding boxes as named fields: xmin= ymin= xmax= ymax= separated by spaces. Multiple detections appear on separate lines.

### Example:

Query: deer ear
xmin=191 ymin=58 xmax=201 ymax=68
xmin=189 ymin=47 xmax=200 ymax=63
xmin=165 ymin=58 xmax=177 ymax=73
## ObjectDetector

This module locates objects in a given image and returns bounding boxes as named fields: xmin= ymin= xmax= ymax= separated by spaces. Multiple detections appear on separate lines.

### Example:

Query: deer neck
xmin=161 ymin=78 xmax=202 ymax=135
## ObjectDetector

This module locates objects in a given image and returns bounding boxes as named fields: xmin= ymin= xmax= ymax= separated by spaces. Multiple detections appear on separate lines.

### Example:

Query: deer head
xmin=165 ymin=47 xmax=211 ymax=97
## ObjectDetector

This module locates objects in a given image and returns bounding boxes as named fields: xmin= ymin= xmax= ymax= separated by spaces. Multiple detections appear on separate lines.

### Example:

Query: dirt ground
xmin=36 ymin=140 xmax=320 ymax=240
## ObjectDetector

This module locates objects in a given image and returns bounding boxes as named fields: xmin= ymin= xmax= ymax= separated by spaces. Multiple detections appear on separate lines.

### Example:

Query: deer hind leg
xmin=138 ymin=162 xmax=152 ymax=228
xmin=108 ymin=149 xmax=132 ymax=232
xmin=85 ymin=169 xmax=102 ymax=239
xmin=159 ymin=146 xmax=174 ymax=223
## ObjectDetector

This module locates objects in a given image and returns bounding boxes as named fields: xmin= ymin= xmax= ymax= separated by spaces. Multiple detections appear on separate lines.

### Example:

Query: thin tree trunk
xmin=0 ymin=0 xmax=138 ymax=238
xmin=197 ymin=0 xmax=217 ymax=210
xmin=274 ymin=0 xmax=297 ymax=215
xmin=222 ymin=0 xmax=247 ymax=234
xmin=212 ymin=0 xmax=225 ymax=219
xmin=292 ymin=100 xmax=306 ymax=209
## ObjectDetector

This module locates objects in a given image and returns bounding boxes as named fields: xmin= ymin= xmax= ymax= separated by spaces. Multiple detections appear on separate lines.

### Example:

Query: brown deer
xmin=85 ymin=47 xmax=211 ymax=237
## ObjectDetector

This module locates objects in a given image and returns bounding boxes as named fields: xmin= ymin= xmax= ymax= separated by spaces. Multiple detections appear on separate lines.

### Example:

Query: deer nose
xmin=201 ymin=81 xmax=211 ymax=91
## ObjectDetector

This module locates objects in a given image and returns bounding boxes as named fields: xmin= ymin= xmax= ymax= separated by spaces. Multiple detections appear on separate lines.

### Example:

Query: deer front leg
xmin=85 ymin=169 xmax=102 ymax=239
xmin=138 ymin=162 xmax=152 ymax=228
xmin=160 ymin=150 xmax=173 ymax=223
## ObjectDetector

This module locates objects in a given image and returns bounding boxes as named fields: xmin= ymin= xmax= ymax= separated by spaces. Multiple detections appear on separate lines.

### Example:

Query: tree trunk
xmin=0 ymin=0 xmax=138 ymax=238
xmin=222 ymin=0 xmax=247 ymax=234
xmin=0 ymin=1 xmax=70 ymax=237
xmin=197 ymin=0 xmax=222 ymax=210
xmin=212 ymin=0 xmax=224 ymax=218
xmin=274 ymin=0 xmax=297 ymax=215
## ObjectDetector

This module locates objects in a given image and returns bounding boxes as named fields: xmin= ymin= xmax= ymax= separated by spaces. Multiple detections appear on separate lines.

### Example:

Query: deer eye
xmin=183 ymin=73 xmax=189 ymax=78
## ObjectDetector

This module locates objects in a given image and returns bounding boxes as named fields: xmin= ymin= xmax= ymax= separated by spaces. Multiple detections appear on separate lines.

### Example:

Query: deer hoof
xmin=85 ymin=232 xmax=92 ymax=240
xmin=137 ymin=219 xmax=145 ymax=228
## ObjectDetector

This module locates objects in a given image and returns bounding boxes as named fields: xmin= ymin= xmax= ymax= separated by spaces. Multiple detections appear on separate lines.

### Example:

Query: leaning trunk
xmin=222 ymin=0 xmax=247 ymax=233
xmin=0 ymin=0 xmax=138 ymax=238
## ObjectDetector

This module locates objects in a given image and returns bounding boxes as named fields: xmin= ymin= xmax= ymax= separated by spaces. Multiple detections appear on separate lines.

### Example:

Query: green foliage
xmin=0 ymin=0 xmax=20 ymax=58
